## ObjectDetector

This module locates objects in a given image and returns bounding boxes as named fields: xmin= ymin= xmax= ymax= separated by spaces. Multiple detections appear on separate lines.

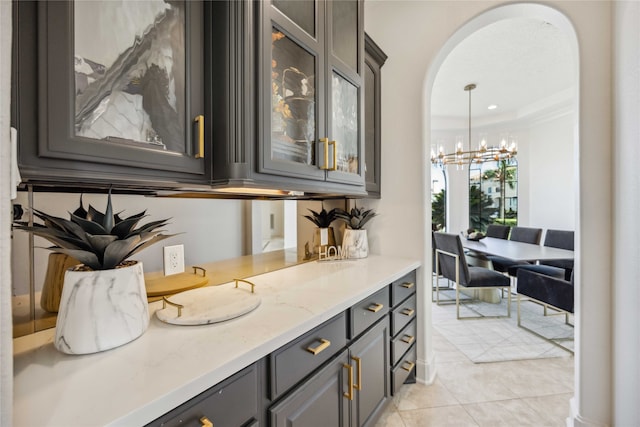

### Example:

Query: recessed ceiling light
xmin=488 ymin=104 xmax=498 ymax=110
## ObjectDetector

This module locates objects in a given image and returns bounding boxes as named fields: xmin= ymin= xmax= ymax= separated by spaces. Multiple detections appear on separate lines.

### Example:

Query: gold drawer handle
xmin=194 ymin=115 xmax=205 ymax=159
xmin=401 ymin=282 xmax=415 ymax=289
xmin=162 ymin=297 xmax=184 ymax=317
xmin=200 ymin=416 xmax=213 ymax=427
xmin=234 ymin=278 xmax=255 ymax=293
xmin=402 ymin=360 xmax=415 ymax=372
xmin=367 ymin=303 xmax=384 ymax=313
xmin=401 ymin=334 xmax=415 ymax=344
xmin=352 ymin=356 xmax=362 ymax=390
xmin=343 ymin=363 xmax=354 ymax=400
xmin=401 ymin=308 xmax=415 ymax=316
xmin=192 ymin=266 xmax=206 ymax=277
xmin=306 ymin=338 xmax=331 ymax=355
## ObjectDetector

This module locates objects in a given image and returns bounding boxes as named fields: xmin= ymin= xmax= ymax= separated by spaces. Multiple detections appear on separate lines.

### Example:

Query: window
xmin=431 ymin=165 xmax=447 ymax=231
xmin=469 ymin=160 xmax=517 ymax=232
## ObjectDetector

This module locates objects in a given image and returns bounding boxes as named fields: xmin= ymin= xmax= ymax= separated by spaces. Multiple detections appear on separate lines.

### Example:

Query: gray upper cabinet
xmin=252 ymin=0 xmax=366 ymax=194
xmin=12 ymin=1 xmax=209 ymax=189
xmin=364 ymin=34 xmax=387 ymax=198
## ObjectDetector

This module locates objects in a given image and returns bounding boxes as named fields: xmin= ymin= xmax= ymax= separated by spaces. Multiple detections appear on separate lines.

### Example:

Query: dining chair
xmin=485 ymin=224 xmax=510 ymax=239
xmin=433 ymin=232 xmax=511 ymax=319
xmin=487 ymin=226 xmax=543 ymax=274
xmin=516 ymin=268 xmax=574 ymax=353
xmin=507 ymin=229 xmax=574 ymax=280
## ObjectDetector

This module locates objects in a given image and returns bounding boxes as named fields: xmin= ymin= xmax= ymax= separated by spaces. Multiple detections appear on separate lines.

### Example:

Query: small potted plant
xmin=335 ymin=206 xmax=377 ymax=259
xmin=302 ymin=206 xmax=338 ymax=254
xmin=13 ymin=191 xmax=174 ymax=355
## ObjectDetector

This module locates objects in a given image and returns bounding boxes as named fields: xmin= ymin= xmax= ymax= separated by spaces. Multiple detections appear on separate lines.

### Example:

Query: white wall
xmin=366 ymin=2 xmax=614 ymax=426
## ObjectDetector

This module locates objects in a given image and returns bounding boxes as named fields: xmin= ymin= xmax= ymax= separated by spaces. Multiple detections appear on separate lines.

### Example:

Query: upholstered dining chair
xmin=433 ymin=232 xmax=511 ymax=319
xmin=485 ymin=224 xmax=510 ymax=239
xmin=507 ymin=229 xmax=574 ymax=280
xmin=516 ymin=268 xmax=574 ymax=353
xmin=487 ymin=226 xmax=543 ymax=274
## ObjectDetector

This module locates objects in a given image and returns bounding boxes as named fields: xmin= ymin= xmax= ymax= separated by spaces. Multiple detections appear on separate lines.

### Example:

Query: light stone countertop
xmin=13 ymin=255 xmax=421 ymax=427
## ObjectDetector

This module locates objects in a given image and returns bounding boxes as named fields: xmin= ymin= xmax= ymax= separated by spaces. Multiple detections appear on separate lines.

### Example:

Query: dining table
xmin=462 ymin=236 xmax=575 ymax=262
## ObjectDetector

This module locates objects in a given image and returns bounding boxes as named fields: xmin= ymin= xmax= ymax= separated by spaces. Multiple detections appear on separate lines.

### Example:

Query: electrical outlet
xmin=163 ymin=244 xmax=185 ymax=276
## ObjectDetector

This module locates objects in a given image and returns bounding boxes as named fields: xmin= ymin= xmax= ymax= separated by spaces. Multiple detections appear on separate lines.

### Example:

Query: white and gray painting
xmin=74 ymin=0 xmax=185 ymax=152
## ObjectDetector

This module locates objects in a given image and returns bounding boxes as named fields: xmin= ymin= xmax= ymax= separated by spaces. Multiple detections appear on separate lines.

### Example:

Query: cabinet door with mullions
xmin=28 ymin=0 xmax=206 ymax=184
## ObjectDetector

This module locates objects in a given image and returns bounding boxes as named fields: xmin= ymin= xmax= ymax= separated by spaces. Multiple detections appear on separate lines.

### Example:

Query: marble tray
xmin=155 ymin=283 xmax=261 ymax=326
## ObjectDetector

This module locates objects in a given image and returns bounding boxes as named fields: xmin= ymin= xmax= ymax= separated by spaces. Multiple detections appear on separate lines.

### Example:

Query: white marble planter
xmin=342 ymin=229 xmax=369 ymax=259
xmin=54 ymin=261 xmax=149 ymax=355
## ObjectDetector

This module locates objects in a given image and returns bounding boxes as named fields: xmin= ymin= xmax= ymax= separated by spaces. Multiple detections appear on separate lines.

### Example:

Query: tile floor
xmin=376 ymin=299 xmax=574 ymax=426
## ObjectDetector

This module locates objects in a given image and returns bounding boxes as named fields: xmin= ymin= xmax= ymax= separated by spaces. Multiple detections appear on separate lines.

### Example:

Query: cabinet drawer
xmin=390 ymin=270 xmax=417 ymax=307
xmin=391 ymin=294 xmax=416 ymax=337
xmin=146 ymin=363 xmax=259 ymax=427
xmin=270 ymin=312 xmax=347 ymax=399
xmin=391 ymin=344 xmax=416 ymax=395
xmin=391 ymin=319 xmax=416 ymax=366
xmin=349 ymin=287 xmax=390 ymax=339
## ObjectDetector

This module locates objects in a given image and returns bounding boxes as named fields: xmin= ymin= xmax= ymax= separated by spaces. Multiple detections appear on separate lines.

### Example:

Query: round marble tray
xmin=155 ymin=283 xmax=261 ymax=326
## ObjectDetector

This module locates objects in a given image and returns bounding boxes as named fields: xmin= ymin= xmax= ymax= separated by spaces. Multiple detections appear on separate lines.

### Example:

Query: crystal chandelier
xmin=431 ymin=83 xmax=517 ymax=167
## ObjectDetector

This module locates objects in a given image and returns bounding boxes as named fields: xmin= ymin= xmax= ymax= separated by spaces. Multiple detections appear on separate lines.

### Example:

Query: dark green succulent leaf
xmin=72 ymin=194 xmax=88 ymax=218
xmin=302 ymin=208 xmax=337 ymax=228
xmin=129 ymin=218 xmax=171 ymax=236
xmin=14 ymin=225 xmax=91 ymax=251
xmin=87 ymin=204 xmax=104 ymax=225
xmin=70 ymin=212 xmax=109 ymax=235
xmin=110 ymin=212 xmax=147 ymax=239
xmin=86 ymin=234 xmax=119 ymax=255
xmin=52 ymin=248 xmax=101 ymax=271
xmin=103 ymin=189 xmax=115 ymax=233
xmin=102 ymin=235 xmax=143 ymax=269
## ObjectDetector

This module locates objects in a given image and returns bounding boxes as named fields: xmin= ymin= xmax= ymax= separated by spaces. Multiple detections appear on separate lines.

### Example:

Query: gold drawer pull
xmin=343 ymin=363 xmax=354 ymax=400
xmin=234 ymin=278 xmax=255 ymax=293
xmin=194 ymin=115 xmax=205 ymax=159
xmin=306 ymin=338 xmax=331 ymax=355
xmin=367 ymin=303 xmax=384 ymax=313
xmin=402 ymin=361 xmax=415 ymax=372
xmin=193 ymin=266 xmax=206 ymax=277
xmin=352 ymin=356 xmax=362 ymax=390
xmin=200 ymin=416 xmax=213 ymax=427
xmin=401 ymin=334 xmax=415 ymax=344
xmin=401 ymin=308 xmax=415 ymax=316
xmin=401 ymin=282 xmax=415 ymax=289
xmin=162 ymin=297 xmax=184 ymax=317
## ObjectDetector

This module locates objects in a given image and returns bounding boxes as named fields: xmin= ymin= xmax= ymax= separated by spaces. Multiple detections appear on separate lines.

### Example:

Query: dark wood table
xmin=462 ymin=236 xmax=574 ymax=262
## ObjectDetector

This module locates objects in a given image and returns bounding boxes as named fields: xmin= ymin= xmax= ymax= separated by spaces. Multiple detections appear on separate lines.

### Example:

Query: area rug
xmin=433 ymin=288 xmax=574 ymax=363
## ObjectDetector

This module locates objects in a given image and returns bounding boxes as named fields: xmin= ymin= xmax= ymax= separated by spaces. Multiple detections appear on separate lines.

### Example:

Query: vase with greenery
xmin=335 ymin=207 xmax=377 ymax=259
xmin=302 ymin=207 xmax=338 ymax=254
xmin=14 ymin=191 xmax=175 ymax=354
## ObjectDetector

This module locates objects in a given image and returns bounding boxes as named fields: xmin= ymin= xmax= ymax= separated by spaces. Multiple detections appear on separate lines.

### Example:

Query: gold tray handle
xmin=192 ymin=266 xmax=206 ymax=277
xmin=401 ymin=282 xmax=415 ymax=289
xmin=233 ymin=278 xmax=256 ymax=293
xmin=367 ymin=303 xmax=384 ymax=313
xmin=162 ymin=297 xmax=184 ymax=318
xmin=306 ymin=338 xmax=331 ymax=355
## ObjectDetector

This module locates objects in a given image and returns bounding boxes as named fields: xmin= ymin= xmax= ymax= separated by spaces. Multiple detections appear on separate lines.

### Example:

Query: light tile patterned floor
xmin=376 ymin=297 xmax=574 ymax=426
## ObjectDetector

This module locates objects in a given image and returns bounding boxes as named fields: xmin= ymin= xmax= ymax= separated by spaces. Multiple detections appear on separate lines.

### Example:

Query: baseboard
xmin=567 ymin=396 xmax=610 ymax=427
xmin=415 ymin=350 xmax=437 ymax=385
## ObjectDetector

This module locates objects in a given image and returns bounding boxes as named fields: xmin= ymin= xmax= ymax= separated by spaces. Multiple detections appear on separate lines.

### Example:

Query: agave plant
xmin=13 ymin=192 xmax=175 ymax=271
xmin=335 ymin=207 xmax=377 ymax=230
xmin=303 ymin=208 xmax=338 ymax=228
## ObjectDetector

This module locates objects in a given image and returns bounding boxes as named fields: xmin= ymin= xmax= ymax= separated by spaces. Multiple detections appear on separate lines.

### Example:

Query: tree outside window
xmin=469 ymin=160 xmax=517 ymax=232
xmin=431 ymin=165 xmax=446 ymax=231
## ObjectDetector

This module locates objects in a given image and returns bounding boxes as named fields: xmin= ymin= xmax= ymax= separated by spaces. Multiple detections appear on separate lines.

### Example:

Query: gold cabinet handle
xmin=306 ymin=338 xmax=331 ymax=355
xmin=401 ymin=282 xmax=415 ymax=289
xmin=367 ymin=303 xmax=384 ymax=313
xmin=401 ymin=308 xmax=415 ymax=316
xmin=352 ymin=356 xmax=362 ymax=390
xmin=194 ymin=115 xmax=205 ymax=159
xmin=200 ymin=416 xmax=213 ymax=427
xmin=401 ymin=334 xmax=415 ymax=345
xmin=233 ymin=278 xmax=255 ymax=293
xmin=402 ymin=361 xmax=415 ymax=372
xmin=162 ymin=297 xmax=184 ymax=317
xmin=343 ymin=363 xmax=354 ymax=400
xmin=320 ymin=137 xmax=329 ymax=170
xmin=329 ymin=140 xmax=337 ymax=170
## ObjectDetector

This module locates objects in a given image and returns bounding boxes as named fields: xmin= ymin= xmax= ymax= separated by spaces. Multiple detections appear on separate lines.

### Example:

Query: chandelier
xmin=431 ymin=83 xmax=517 ymax=167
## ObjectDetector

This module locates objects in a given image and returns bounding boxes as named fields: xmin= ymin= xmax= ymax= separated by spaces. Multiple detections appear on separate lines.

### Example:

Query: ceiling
xmin=431 ymin=17 xmax=575 ymax=127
